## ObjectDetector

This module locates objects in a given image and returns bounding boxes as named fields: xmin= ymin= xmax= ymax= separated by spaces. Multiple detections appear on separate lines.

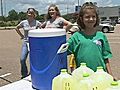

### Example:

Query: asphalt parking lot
xmin=0 ymin=25 xmax=120 ymax=87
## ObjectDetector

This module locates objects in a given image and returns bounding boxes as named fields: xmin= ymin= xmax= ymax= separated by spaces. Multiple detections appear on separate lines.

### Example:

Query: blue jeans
xmin=20 ymin=41 xmax=29 ymax=78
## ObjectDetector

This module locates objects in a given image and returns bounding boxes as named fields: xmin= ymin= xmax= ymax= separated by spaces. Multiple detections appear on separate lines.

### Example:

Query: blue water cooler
xmin=28 ymin=29 xmax=68 ymax=90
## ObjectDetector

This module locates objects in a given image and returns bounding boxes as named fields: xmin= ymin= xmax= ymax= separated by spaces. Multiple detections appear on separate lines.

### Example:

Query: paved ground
xmin=106 ymin=25 xmax=120 ymax=80
xmin=0 ymin=25 xmax=120 ymax=87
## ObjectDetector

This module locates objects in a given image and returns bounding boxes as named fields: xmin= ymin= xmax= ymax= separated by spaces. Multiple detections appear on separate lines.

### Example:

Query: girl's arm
xmin=105 ymin=59 xmax=117 ymax=80
xmin=105 ymin=59 xmax=113 ymax=75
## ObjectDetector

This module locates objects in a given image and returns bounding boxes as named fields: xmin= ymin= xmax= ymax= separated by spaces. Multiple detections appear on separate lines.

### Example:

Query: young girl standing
xmin=67 ymin=2 xmax=115 ymax=79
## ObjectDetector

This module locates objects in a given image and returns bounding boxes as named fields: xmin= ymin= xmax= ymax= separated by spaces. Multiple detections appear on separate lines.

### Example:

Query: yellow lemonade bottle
xmin=91 ymin=66 xmax=113 ymax=90
xmin=118 ymin=80 xmax=120 ymax=87
xmin=77 ymin=73 xmax=97 ymax=90
xmin=52 ymin=69 xmax=75 ymax=90
xmin=72 ymin=62 xmax=94 ymax=81
xmin=105 ymin=81 xmax=120 ymax=90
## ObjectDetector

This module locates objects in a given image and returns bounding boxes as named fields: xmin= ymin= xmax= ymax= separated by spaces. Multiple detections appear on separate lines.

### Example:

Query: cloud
xmin=106 ymin=0 xmax=112 ymax=5
xmin=14 ymin=0 xmax=77 ymax=14
xmin=1 ymin=0 xmax=120 ymax=16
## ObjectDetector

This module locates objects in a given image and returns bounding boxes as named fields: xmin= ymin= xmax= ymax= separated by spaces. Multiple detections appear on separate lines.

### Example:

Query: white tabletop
xmin=0 ymin=76 xmax=34 ymax=90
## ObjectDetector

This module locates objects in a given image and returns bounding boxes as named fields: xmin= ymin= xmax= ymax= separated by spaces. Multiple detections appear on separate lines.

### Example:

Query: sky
xmin=1 ymin=0 xmax=120 ymax=16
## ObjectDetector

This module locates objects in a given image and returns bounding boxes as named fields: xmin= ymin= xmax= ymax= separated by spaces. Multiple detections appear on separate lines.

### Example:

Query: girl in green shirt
xmin=67 ymin=2 xmax=116 ymax=80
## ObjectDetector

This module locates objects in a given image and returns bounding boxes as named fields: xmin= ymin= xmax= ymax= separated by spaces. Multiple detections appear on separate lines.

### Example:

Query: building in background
xmin=75 ymin=4 xmax=120 ymax=23
xmin=98 ymin=6 xmax=120 ymax=22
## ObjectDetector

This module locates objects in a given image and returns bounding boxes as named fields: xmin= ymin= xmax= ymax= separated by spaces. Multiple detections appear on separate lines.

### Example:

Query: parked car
xmin=101 ymin=20 xmax=116 ymax=26
xmin=69 ymin=22 xmax=114 ymax=34
xmin=101 ymin=20 xmax=111 ymax=24
xmin=96 ymin=22 xmax=114 ymax=33
xmin=117 ymin=18 xmax=120 ymax=24
xmin=69 ymin=22 xmax=79 ymax=34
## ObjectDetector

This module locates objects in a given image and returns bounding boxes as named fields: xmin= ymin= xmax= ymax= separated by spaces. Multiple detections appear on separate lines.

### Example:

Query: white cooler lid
xmin=28 ymin=28 xmax=66 ymax=37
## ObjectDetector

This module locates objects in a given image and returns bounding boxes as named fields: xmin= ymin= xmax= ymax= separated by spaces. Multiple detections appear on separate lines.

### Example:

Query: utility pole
xmin=1 ymin=0 xmax=3 ymax=17
xmin=78 ymin=0 xmax=79 ymax=6
xmin=4 ymin=0 xmax=6 ymax=17
xmin=76 ymin=0 xmax=80 ymax=13
xmin=65 ymin=0 xmax=68 ymax=14
xmin=67 ymin=4 xmax=68 ymax=14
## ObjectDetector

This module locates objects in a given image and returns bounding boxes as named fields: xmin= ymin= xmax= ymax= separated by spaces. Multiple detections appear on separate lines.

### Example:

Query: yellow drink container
xmin=52 ymin=69 xmax=75 ymax=90
xmin=118 ymin=80 xmax=120 ymax=87
xmin=105 ymin=81 xmax=120 ymax=90
xmin=77 ymin=73 xmax=97 ymax=90
xmin=91 ymin=66 xmax=113 ymax=90
xmin=72 ymin=62 xmax=94 ymax=81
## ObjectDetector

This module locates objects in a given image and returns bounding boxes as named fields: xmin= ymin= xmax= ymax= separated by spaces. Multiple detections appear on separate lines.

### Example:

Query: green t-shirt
xmin=67 ymin=31 xmax=112 ymax=71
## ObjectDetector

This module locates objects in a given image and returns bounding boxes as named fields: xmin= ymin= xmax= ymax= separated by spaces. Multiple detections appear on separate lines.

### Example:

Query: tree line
xmin=0 ymin=9 xmax=45 ymax=27
xmin=0 ymin=9 xmax=77 ymax=27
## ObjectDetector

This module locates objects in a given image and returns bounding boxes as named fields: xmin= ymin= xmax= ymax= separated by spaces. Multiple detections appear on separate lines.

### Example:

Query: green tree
xmin=36 ymin=14 xmax=45 ymax=22
xmin=62 ymin=13 xmax=78 ymax=23
xmin=7 ymin=9 xmax=18 ymax=21
xmin=18 ymin=11 xmax=26 ymax=21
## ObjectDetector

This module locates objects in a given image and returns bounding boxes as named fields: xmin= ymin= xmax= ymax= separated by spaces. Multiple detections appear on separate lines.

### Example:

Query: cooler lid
xmin=28 ymin=28 xmax=66 ymax=37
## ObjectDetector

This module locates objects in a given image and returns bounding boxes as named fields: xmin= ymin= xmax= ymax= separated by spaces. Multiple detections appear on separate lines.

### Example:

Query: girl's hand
xmin=113 ymin=77 xmax=118 ymax=81
xmin=20 ymin=37 xmax=24 ymax=40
